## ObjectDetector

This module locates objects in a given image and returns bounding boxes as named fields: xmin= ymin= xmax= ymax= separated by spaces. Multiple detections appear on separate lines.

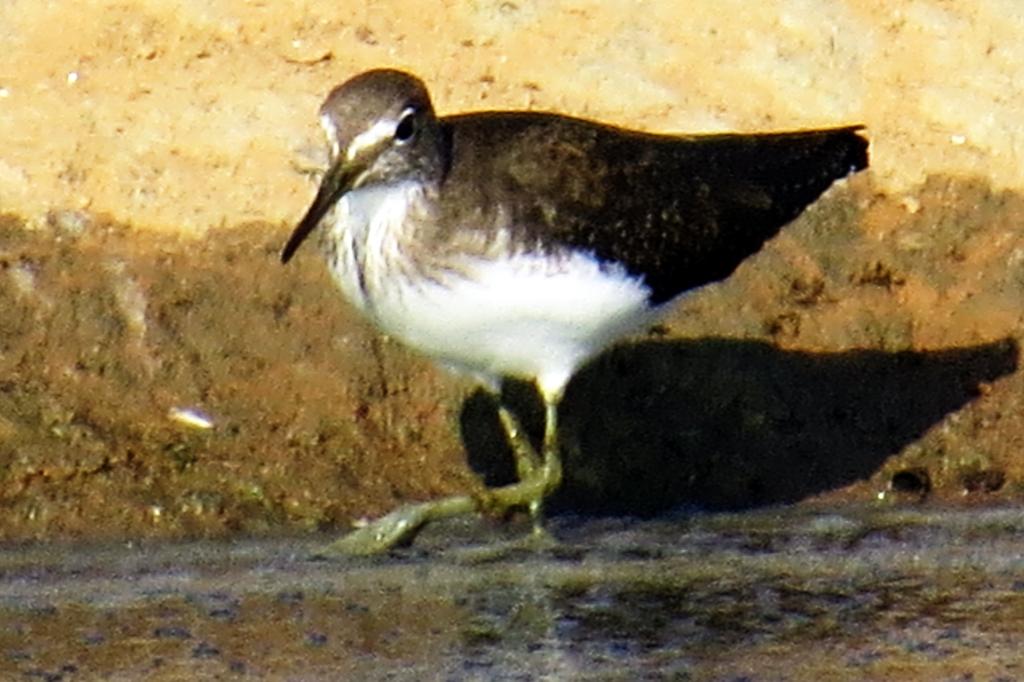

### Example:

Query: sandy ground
xmin=3 ymin=2 xmax=1024 ymax=234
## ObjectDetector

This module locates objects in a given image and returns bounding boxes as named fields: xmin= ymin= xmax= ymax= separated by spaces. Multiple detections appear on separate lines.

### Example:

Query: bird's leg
xmin=496 ymin=403 xmax=541 ymax=481
xmin=535 ymin=395 xmax=564 ymax=530
xmin=318 ymin=390 xmax=564 ymax=556
xmin=490 ymin=396 xmax=562 ymax=533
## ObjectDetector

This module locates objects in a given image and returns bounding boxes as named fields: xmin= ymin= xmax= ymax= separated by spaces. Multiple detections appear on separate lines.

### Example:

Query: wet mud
xmin=2 ymin=507 xmax=1024 ymax=680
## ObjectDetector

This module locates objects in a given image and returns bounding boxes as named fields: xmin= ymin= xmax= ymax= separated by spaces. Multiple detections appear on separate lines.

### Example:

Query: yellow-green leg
xmin=501 ymin=398 xmax=561 ymax=533
xmin=496 ymin=403 xmax=541 ymax=481
xmin=320 ymin=388 xmax=564 ymax=556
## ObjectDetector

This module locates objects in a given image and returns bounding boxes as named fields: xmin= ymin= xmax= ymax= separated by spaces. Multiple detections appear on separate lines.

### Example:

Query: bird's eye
xmin=394 ymin=108 xmax=417 ymax=144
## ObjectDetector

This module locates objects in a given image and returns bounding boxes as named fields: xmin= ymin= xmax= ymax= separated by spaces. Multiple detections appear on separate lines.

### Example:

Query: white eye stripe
xmin=346 ymin=117 xmax=399 ymax=162
xmin=319 ymin=113 xmax=342 ymax=158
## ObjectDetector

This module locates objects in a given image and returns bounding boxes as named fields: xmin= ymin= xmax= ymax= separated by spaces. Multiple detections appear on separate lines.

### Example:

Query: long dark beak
xmin=281 ymin=159 xmax=362 ymax=264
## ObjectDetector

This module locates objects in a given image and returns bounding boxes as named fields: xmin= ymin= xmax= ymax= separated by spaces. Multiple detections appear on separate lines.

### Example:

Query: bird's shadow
xmin=460 ymin=337 xmax=1019 ymax=515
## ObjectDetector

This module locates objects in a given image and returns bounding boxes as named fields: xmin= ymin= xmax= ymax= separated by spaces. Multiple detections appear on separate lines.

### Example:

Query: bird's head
xmin=281 ymin=69 xmax=444 ymax=263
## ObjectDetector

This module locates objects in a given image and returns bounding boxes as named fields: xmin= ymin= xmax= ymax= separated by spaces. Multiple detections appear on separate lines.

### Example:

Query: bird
xmin=281 ymin=68 xmax=868 ymax=554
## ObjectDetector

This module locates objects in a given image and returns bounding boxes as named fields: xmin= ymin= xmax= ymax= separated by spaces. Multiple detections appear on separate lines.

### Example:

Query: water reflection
xmin=2 ymin=507 xmax=1024 ymax=679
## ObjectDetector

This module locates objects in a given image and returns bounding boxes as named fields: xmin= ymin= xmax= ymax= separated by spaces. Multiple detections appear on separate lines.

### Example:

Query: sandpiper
xmin=282 ymin=68 xmax=868 ymax=554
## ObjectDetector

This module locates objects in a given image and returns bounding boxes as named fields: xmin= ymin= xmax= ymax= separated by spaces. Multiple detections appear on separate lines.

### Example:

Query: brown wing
xmin=439 ymin=113 xmax=867 ymax=304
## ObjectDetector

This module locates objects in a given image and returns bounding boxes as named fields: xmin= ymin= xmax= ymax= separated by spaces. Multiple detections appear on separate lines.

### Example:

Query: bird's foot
xmin=317 ymin=456 xmax=562 ymax=557
xmin=315 ymin=495 xmax=477 ymax=557
xmin=315 ymin=508 xmax=423 ymax=558
xmin=318 ymin=394 xmax=565 ymax=557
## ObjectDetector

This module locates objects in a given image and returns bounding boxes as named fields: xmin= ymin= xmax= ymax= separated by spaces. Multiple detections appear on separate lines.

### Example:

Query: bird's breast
xmin=318 ymin=181 xmax=428 ymax=318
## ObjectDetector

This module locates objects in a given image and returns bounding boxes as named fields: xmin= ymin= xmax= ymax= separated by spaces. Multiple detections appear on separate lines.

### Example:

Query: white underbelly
xmin=370 ymin=250 xmax=656 ymax=397
xmin=319 ymin=182 xmax=659 ymax=397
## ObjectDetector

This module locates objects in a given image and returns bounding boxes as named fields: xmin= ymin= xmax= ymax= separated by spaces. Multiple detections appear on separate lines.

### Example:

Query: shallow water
xmin=2 ymin=505 xmax=1023 ymax=680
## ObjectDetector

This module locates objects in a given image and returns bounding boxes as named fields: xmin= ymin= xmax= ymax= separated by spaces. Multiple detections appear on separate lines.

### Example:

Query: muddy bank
xmin=1 ymin=174 xmax=1023 ymax=544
